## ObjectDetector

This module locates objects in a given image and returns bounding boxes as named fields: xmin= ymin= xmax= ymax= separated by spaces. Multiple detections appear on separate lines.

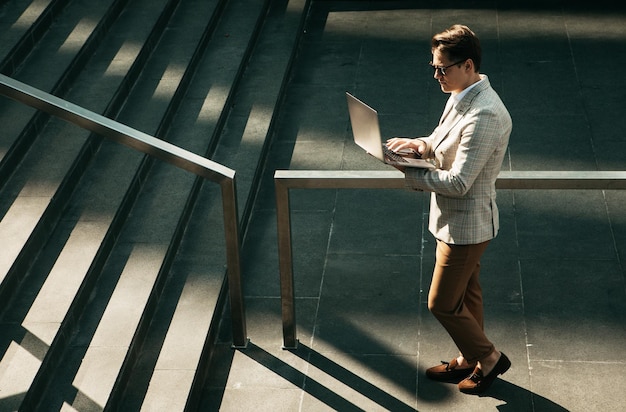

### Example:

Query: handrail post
xmin=275 ymin=177 xmax=298 ymax=349
xmin=221 ymin=177 xmax=248 ymax=349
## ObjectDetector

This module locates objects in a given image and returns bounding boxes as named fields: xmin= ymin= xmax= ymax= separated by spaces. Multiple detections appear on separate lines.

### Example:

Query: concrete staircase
xmin=0 ymin=0 xmax=308 ymax=410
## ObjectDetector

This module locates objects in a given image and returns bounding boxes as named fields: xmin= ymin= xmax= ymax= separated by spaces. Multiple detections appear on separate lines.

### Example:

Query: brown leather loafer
xmin=426 ymin=358 xmax=476 ymax=382
xmin=458 ymin=352 xmax=511 ymax=394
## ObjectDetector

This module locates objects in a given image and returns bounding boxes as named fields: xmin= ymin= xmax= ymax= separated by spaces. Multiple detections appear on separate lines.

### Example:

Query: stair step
xmin=0 ymin=0 xmax=177 ymax=408
xmin=0 ymin=0 xmax=122 ymax=178
xmin=0 ymin=0 xmax=312 ymax=409
xmin=129 ymin=0 xmax=282 ymax=407
xmin=192 ymin=0 xmax=310 ymax=404
xmin=0 ymin=0 xmax=121 ymax=318
xmin=24 ymin=0 xmax=255 ymax=408
xmin=0 ymin=0 xmax=135 ymax=315
xmin=0 ymin=0 xmax=70 ymax=75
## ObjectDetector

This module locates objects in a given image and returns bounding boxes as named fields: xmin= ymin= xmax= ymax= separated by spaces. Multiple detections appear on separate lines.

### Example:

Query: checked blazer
xmin=405 ymin=75 xmax=512 ymax=245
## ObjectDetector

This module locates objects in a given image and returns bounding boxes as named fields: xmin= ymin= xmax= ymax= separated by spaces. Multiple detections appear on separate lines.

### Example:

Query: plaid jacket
xmin=405 ymin=75 xmax=512 ymax=245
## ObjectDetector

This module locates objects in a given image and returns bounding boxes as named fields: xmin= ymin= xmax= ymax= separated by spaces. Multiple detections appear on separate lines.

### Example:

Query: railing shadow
xmin=239 ymin=342 xmax=416 ymax=412
xmin=291 ymin=343 xmax=418 ymax=412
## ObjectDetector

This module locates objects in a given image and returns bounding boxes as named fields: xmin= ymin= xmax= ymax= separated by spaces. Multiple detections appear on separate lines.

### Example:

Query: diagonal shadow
xmin=292 ymin=343 xmax=418 ymax=412
xmin=238 ymin=342 xmax=417 ymax=412
xmin=483 ymin=379 xmax=570 ymax=412
xmin=0 ymin=392 xmax=24 ymax=412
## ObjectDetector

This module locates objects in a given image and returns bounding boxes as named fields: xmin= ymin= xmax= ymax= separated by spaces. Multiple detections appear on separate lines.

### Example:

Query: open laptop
xmin=346 ymin=92 xmax=435 ymax=169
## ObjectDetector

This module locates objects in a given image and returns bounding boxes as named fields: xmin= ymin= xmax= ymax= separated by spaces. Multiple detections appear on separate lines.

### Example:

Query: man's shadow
xmin=485 ymin=380 xmax=570 ymax=412
xmin=419 ymin=373 xmax=570 ymax=411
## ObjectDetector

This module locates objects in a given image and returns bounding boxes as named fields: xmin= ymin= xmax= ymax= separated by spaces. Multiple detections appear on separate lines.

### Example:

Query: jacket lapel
xmin=433 ymin=107 xmax=463 ymax=150
xmin=432 ymin=78 xmax=490 ymax=151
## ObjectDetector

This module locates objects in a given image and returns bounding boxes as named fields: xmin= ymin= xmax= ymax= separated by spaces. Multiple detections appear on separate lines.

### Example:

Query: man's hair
xmin=431 ymin=25 xmax=482 ymax=72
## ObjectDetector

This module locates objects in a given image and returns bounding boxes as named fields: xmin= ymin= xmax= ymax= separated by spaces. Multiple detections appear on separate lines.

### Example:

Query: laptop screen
xmin=346 ymin=92 xmax=385 ymax=162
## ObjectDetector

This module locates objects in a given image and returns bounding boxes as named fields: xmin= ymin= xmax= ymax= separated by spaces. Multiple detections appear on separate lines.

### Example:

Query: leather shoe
xmin=426 ymin=358 xmax=475 ymax=382
xmin=458 ymin=352 xmax=511 ymax=394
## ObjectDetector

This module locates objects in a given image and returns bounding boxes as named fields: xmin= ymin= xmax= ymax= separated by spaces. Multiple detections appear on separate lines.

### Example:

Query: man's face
xmin=431 ymin=50 xmax=468 ymax=94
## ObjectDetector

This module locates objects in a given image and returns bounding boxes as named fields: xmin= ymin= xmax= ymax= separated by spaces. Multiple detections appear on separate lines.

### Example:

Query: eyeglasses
xmin=429 ymin=60 xmax=466 ymax=76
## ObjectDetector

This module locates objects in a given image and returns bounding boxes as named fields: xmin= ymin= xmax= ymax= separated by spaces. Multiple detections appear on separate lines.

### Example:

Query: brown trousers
xmin=428 ymin=239 xmax=495 ymax=363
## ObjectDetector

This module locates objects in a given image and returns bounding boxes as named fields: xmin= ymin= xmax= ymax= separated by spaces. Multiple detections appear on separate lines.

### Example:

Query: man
xmin=386 ymin=24 xmax=512 ymax=394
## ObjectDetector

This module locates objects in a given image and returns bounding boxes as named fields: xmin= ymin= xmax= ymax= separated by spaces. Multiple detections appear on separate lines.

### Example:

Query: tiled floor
xmin=202 ymin=2 xmax=626 ymax=411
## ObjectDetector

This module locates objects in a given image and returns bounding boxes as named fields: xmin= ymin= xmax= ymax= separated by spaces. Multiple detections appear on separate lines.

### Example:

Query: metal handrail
xmin=0 ymin=73 xmax=248 ymax=348
xmin=274 ymin=169 xmax=626 ymax=349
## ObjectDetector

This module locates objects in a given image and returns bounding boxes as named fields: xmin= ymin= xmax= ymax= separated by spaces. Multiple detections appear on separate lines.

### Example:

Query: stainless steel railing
xmin=274 ymin=169 xmax=626 ymax=349
xmin=0 ymin=73 xmax=248 ymax=348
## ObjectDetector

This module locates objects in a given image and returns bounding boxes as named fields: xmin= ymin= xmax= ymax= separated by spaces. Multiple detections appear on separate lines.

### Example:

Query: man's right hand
xmin=386 ymin=137 xmax=426 ymax=157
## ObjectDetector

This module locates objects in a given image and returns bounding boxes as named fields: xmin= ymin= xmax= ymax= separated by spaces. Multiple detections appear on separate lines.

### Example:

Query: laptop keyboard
xmin=383 ymin=145 xmax=409 ymax=163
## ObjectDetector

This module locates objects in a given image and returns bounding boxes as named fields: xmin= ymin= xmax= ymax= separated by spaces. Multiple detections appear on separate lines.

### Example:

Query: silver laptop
xmin=346 ymin=92 xmax=435 ymax=169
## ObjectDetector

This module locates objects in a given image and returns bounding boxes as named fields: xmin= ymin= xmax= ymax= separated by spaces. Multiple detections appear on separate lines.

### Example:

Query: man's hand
xmin=386 ymin=137 xmax=426 ymax=157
